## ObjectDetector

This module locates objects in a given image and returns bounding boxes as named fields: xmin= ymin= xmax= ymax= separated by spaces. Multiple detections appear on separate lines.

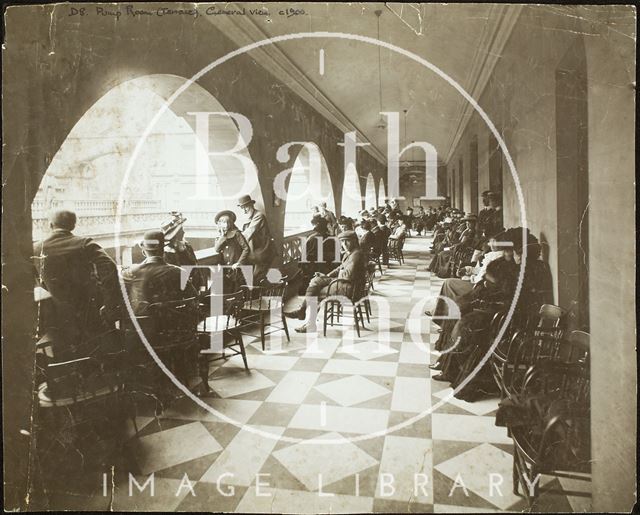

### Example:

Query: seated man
xmin=358 ymin=220 xmax=376 ymax=261
xmin=375 ymin=214 xmax=391 ymax=265
xmin=33 ymin=209 xmax=121 ymax=360
xmin=389 ymin=216 xmax=407 ymax=240
xmin=318 ymin=201 xmax=338 ymax=236
xmin=337 ymin=215 xmax=354 ymax=234
xmin=122 ymin=230 xmax=198 ymax=316
xmin=285 ymin=231 xmax=365 ymax=333
xmin=299 ymin=215 xmax=338 ymax=293
xmin=430 ymin=213 xmax=478 ymax=276
xmin=413 ymin=206 xmax=426 ymax=235
xmin=404 ymin=207 xmax=414 ymax=235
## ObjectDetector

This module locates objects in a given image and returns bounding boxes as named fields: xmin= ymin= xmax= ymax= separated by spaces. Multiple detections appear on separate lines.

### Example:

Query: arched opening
xmin=341 ymin=163 xmax=363 ymax=217
xmin=282 ymin=144 xmax=335 ymax=236
xmin=364 ymin=173 xmax=377 ymax=210
xmin=32 ymin=74 xmax=264 ymax=260
xmin=377 ymin=179 xmax=387 ymax=207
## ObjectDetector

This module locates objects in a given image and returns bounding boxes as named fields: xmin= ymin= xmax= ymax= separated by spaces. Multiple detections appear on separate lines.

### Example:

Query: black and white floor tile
xmin=43 ymin=235 xmax=591 ymax=512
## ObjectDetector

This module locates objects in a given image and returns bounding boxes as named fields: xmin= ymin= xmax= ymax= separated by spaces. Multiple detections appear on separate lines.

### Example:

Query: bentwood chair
xmin=510 ymin=331 xmax=591 ymax=505
xmin=500 ymin=304 xmax=568 ymax=399
xmin=197 ymin=290 xmax=249 ymax=391
xmin=322 ymin=278 xmax=368 ymax=338
xmin=122 ymin=297 xmax=200 ymax=412
xmin=238 ymin=278 xmax=290 ymax=350
xmin=35 ymin=339 xmax=134 ymax=474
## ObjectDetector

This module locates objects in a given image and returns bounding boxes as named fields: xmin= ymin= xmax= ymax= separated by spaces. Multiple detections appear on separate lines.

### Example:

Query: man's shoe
xmin=432 ymin=373 xmax=450 ymax=382
xmin=294 ymin=324 xmax=308 ymax=333
xmin=429 ymin=362 xmax=442 ymax=371
xmin=285 ymin=308 xmax=305 ymax=320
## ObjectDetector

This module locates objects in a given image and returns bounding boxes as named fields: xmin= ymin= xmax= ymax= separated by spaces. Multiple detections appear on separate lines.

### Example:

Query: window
xmin=341 ymin=163 xmax=363 ymax=217
xmin=282 ymin=143 xmax=335 ymax=236
xmin=32 ymin=74 xmax=263 ymax=256
xmin=365 ymin=173 xmax=377 ymax=210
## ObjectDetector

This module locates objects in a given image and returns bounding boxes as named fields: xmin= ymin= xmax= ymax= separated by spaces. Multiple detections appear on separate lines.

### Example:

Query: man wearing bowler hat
xmin=237 ymin=194 xmax=275 ymax=285
xmin=122 ymin=230 xmax=197 ymax=315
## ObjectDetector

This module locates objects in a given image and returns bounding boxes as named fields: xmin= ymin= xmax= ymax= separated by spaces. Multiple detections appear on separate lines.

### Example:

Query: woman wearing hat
xmin=214 ymin=210 xmax=250 ymax=293
xmin=161 ymin=212 xmax=206 ymax=292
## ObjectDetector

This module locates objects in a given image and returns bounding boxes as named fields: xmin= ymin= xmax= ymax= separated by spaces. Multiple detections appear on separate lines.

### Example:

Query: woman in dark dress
xmin=213 ymin=210 xmax=250 ymax=293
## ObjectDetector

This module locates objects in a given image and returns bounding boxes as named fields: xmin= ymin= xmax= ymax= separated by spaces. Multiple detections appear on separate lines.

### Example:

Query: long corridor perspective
xmin=32 ymin=236 xmax=590 ymax=513
xmin=2 ymin=2 xmax=636 ymax=513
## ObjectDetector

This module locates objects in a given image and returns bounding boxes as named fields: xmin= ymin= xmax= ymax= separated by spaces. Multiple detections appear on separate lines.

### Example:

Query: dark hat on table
xmin=215 ymin=210 xmax=237 ymax=224
xmin=140 ymin=230 xmax=165 ymax=251
xmin=338 ymin=230 xmax=357 ymax=241
xmin=161 ymin=211 xmax=187 ymax=240
xmin=237 ymin=194 xmax=256 ymax=207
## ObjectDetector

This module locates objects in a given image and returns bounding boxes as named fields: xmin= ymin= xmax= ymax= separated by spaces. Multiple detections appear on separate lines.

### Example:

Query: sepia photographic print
xmin=1 ymin=2 xmax=636 ymax=512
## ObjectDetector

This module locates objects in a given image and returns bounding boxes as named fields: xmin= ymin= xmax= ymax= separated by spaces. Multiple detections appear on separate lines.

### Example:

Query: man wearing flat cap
xmin=237 ymin=194 xmax=275 ymax=285
xmin=286 ymin=230 xmax=366 ymax=333
xmin=122 ymin=230 xmax=197 ymax=315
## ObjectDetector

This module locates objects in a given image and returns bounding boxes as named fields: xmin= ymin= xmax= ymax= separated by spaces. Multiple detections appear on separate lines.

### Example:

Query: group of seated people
xmin=281 ymin=197 xmax=417 ymax=332
xmin=33 ymin=195 xmax=412 ymax=362
xmin=424 ymin=191 xmax=555 ymax=402
xmin=33 ymin=194 xmax=277 ymax=361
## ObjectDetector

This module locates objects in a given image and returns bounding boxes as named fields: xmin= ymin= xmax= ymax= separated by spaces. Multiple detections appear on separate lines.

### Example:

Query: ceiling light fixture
xmin=402 ymin=109 xmax=409 ymax=167
xmin=375 ymin=10 xmax=386 ymax=130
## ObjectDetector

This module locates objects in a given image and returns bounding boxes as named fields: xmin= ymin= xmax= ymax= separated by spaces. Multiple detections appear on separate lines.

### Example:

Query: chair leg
xmin=364 ymin=301 xmax=371 ymax=323
xmin=260 ymin=313 xmax=266 ymax=350
xmin=281 ymin=310 xmax=290 ymax=341
xmin=512 ymin=454 xmax=519 ymax=495
xmin=238 ymin=335 xmax=249 ymax=370
xmin=198 ymin=355 xmax=210 ymax=393
xmin=354 ymin=306 xmax=361 ymax=337
xmin=323 ymin=304 xmax=329 ymax=337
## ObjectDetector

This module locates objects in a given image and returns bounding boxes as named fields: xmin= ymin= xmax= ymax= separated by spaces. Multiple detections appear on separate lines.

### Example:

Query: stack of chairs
xmin=490 ymin=305 xmax=592 ymax=506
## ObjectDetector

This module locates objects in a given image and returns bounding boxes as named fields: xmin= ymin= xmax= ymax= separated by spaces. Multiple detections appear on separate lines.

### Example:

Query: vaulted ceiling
xmin=205 ymin=3 xmax=521 ymax=166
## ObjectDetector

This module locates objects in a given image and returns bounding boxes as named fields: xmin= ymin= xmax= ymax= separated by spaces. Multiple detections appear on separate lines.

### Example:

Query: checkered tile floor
xmin=45 ymin=235 xmax=591 ymax=512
